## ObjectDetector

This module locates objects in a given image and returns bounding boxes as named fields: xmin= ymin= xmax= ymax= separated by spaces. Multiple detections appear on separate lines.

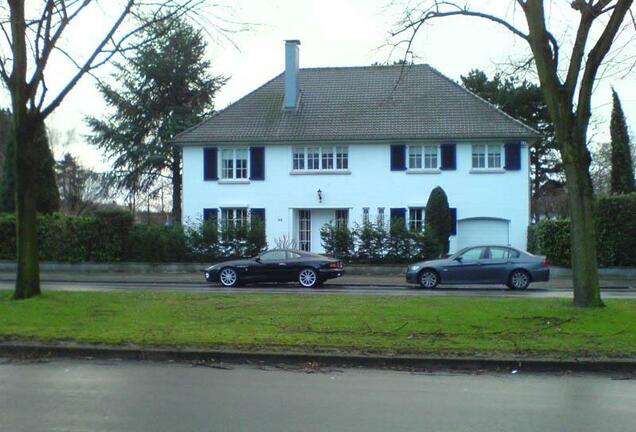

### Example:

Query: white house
xmin=175 ymin=40 xmax=538 ymax=254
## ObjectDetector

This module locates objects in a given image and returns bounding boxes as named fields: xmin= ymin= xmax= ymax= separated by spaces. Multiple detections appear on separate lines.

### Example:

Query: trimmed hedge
xmin=321 ymin=220 xmax=442 ymax=264
xmin=0 ymin=211 xmax=266 ymax=263
xmin=529 ymin=193 xmax=636 ymax=267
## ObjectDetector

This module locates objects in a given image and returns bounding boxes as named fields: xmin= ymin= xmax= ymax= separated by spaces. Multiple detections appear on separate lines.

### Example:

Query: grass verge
xmin=1 ymin=290 xmax=635 ymax=357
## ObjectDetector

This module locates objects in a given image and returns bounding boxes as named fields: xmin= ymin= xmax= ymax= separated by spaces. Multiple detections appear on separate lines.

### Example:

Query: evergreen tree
xmin=609 ymin=89 xmax=635 ymax=194
xmin=88 ymin=16 xmax=227 ymax=224
xmin=424 ymin=186 xmax=451 ymax=254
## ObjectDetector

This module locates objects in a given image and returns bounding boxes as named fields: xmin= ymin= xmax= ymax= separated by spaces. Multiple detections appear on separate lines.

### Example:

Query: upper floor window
xmin=292 ymin=146 xmax=349 ymax=171
xmin=408 ymin=208 xmax=424 ymax=231
xmin=222 ymin=208 xmax=248 ymax=226
xmin=221 ymin=148 xmax=248 ymax=179
xmin=408 ymin=145 xmax=438 ymax=169
xmin=472 ymin=144 xmax=502 ymax=169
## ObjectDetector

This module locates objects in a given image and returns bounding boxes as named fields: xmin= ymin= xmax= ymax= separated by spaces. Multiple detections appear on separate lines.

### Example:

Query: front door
xmin=298 ymin=210 xmax=311 ymax=252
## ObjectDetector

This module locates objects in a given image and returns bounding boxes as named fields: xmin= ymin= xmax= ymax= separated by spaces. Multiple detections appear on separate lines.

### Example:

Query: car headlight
xmin=409 ymin=264 xmax=421 ymax=272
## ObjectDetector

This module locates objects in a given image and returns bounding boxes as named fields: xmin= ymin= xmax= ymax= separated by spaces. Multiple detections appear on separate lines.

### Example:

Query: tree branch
xmin=577 ymin=0 xmax=634 ymax=129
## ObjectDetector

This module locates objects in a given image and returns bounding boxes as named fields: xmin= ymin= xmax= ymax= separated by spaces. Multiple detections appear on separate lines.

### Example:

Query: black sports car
xmin=204 ymin=249 xmax=344 ymax=288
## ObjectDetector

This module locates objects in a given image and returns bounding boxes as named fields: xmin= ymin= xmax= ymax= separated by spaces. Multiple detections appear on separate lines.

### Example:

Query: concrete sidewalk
xmin=0 ymin=270 xmax=634 ymax=290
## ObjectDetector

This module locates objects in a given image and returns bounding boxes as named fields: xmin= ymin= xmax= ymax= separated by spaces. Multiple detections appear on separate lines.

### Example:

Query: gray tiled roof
xmin=174 ymin=64 xmax=539 ymax=144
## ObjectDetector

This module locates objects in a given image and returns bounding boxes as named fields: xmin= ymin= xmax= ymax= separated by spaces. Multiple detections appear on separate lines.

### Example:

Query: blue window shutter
xmin=203 ymin=148 xmax=218 ymax=180
xmin=504 ymin=142 xmax=521 ymax=170
xmin=203 ymin=208 xmax=218 ymax=221
xmin=440 ymin=143 xmax=456 ymax=170
xmin=250 ymin=147 xmax=265 ymax=180
xmin=251 ymin=208 xmax=265 ymax=225
xmin=449 ymin=208 xmax=457 ymax=235
xmin=390 ymin=145 xmax=406 ymax=171
xmin=390 ymin=208 xmax=406 ymax=224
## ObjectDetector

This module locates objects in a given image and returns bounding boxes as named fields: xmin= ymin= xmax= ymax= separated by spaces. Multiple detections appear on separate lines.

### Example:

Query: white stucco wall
xmin=182 ymin=142 xmax=530 ymax=253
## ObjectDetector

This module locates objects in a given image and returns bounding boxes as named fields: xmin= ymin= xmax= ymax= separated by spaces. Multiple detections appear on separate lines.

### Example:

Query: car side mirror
xmin=255 ymin=257 xmax=261 ymax=263
xmin=454 ymin=256 xmax=463 ymax=262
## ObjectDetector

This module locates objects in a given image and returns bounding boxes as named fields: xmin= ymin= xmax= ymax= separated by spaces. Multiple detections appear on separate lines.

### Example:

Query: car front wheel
xmin=419 ymin=269 xmax=439 ymax=289
xmin=508 ymin=270 xmax=530 ymax=290
xmin=219 ymin=267 xmax=239 ymax=287
xmin=298 ymin=268 xmax=318 ymax=288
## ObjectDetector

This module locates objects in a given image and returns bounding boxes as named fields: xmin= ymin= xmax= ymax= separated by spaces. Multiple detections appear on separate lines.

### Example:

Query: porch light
xmin=317 ymin=189 xmax=322 ymax=203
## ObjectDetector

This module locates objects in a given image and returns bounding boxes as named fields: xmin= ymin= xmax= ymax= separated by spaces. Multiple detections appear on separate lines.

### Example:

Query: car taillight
xmin=542 ymin=258 xmax=549 ymax=268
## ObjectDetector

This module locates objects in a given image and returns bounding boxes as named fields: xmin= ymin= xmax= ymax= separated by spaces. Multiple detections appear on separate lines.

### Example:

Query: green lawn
xmin=1 ymin=290 xmax=635 ymax=357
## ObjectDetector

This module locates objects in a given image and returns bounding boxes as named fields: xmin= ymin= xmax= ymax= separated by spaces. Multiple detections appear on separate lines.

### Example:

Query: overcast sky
xmin=39 ymin=0 xmax=636 ymax=170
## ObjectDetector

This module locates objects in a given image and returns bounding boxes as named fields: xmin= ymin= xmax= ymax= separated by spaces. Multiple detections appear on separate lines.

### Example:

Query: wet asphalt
xmin=0 ymin=278 xmax=635 ymax=298
xmin=1 ymin=358 xmax=635 ymax=432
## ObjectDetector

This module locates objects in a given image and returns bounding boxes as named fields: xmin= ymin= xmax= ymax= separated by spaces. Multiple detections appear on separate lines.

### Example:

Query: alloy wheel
xmin=220 ymin=268 xmax=238 ymax=287
xmin=419 ymin=270 xmax=438 ymax=289
xmin=510 ymin=271 xmax=529 ymax=290
xmin=299 ymin=269 xmax=317 ymax=287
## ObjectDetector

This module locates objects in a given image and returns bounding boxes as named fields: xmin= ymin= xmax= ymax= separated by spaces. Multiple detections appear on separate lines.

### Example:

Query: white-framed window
xmin=408 ymin=146 xmax=422 ymax=169
xmin=335 ymin=209 xmax=349 ymax=229
xmin=336 ymin=146 xmax=348 ymax=170
xmin=472 ymin=144 xmax=503 ymax=169
xmin=423 ymin=145 xmax=438 ymax=169
xmin=408 ymin=145 xmax=438 ymax=169
xmin=293 ymin=148 xmax=305 ymax=170
xmin=408 ymin=208 xmax=424 ymax=231
xmin=298 ymin=210 xmax=311 ymax=251
xmin=221 ymin=208 xmax=248 ymax=226
xmin=362 ymin=207 xmax=370 ymax=224
xmin=220 ymin=148 xmax=249 ymax=179
xmin=322 ymin=147 xmax=334 ymax=170
xmin=292 ymin=146 xmax=349 ymax=171
xmin=307 ymin=147 xmax=320 ymax=170
xmin=377 ymin=207 xmax=385 ymax=226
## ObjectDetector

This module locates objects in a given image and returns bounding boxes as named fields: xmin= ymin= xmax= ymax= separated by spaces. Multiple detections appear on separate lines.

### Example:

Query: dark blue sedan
xmin=406 ymin=245 xmax=550 ymax=290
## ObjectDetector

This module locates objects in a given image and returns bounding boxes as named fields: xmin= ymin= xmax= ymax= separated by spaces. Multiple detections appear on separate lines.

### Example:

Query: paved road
xmin=1 ymin=278 xmax=635 ymax=298
xmin=0 ymin=359 xmax=635 ymax=432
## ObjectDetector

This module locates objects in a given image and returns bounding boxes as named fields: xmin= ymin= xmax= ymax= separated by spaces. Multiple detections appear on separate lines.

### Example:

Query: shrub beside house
xmin=528 ymin=192 xmax=636 ymax=267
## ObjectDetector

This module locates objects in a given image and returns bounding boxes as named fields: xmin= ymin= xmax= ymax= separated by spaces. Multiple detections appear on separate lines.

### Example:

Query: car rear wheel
xmin=508 ymin=269 xmax=530 ymax=290
xmin=298 ymin=268 xmax=318 ymax=288
xmin=419 ymin=269 xmax=439 ymax=289
xmin=219 ymin=267 xmax=239 ymax=287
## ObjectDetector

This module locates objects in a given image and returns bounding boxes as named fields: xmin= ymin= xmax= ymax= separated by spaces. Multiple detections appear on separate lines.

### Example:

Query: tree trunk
xmin=560 ymin=125 xmax=602 ymax=307
xmin=13 ymin=115 xmax=47 ymax=299
xmin=171 ymin=148 xmax=182 ymax=225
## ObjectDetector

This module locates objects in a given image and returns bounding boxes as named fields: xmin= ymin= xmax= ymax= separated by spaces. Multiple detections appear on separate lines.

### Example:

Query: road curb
xmin=2 ymin=342 xmax=635 ymax=373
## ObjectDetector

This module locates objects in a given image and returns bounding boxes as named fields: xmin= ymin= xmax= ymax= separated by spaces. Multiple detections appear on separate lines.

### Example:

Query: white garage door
xmin=457 ymin=218 xmax=510 ymax=250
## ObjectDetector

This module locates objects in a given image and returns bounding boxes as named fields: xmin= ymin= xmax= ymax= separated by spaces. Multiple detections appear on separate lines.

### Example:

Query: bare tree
xmin=1 ymin=0 xmax=206 ymax=299
xmin=391 ymin=0 xmax=635 ymax=307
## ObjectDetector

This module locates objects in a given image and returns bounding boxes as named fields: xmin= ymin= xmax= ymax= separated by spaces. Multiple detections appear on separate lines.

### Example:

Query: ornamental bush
xmin=595 ymin=193 xmax=636 ymax=266
xmin=531 ymin=219 xmax=571 ymax=267
xmin=529 ymin=192 xmax=636 ymax=267
xmin=353 ymin=221 xmax=386 ymax=262
xmin=320 ymin=223 xmax=355 ymax=260
xmin=0 ymin=212 xmax=266 ymax=263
